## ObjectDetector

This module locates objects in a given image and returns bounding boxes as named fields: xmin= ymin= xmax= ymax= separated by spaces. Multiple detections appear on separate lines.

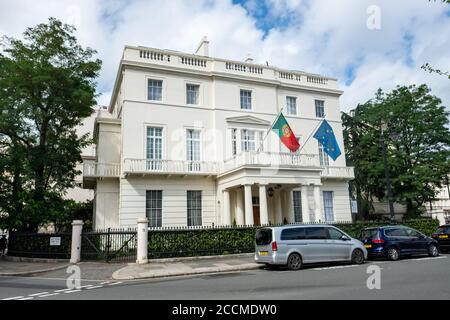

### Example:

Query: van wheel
xmin=428 ymin=244 xmax=439 ymax=257
xmin=387 ymin=247 xmax=399 ymax=261
xmin=351 ymin=249 xmax=365 ymax=264
xmin=287 ymin=253 xmax=302 ymax=270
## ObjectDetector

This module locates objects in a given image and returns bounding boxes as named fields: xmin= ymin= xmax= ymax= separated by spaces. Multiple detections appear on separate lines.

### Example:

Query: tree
xmin=0 ymin=18 xmax=101 ymax=231
xmin=343 ymin=84 xmax=450 ymax=219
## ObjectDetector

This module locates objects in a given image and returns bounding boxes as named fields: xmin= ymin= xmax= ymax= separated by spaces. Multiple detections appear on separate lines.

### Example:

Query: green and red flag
xmin=272 ymin=112 xmax=300 ymax=152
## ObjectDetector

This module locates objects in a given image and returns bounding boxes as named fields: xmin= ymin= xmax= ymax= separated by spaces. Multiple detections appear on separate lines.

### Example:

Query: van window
xmin=281 ymin=228 xmax=306 ymax=240
xmin=305 ymin=227 xmax=328 ymax=239
xmin=435 ymin=226 xmax=450 ymax=234
xmin=255 ymin=228 xmax=272 ymax=245
xmin=360 ymin=229 xmax=379 ymax=239
xmin=327 ymin=227 xmax=345 ymax=240
xmin=384 ymin=228 xmax=407 ymax=237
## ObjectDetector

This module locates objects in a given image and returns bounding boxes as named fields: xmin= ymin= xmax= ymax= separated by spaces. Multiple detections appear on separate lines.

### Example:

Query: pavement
xmin=0 ymin=253 xmax=449 ymax=300
xmin=0 ymin=257 xmax=70 ymax=276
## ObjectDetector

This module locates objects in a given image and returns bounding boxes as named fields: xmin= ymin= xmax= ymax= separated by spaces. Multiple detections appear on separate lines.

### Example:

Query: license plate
xmin=364 ymin=244 xmax=372 ymax=248
xmin=259 ymin=251 xmax=269 ymax=256
xmin=439 ymin=235 xmax=448 ymax=239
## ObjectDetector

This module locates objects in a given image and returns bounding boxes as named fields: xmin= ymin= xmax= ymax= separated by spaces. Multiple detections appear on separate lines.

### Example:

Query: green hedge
xmin=147 ymin=219 xmax=440 ymax=259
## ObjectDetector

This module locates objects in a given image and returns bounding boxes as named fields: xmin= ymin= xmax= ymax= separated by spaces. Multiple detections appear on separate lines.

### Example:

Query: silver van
xmin=254 ymin=225 xmax=368 ymax=270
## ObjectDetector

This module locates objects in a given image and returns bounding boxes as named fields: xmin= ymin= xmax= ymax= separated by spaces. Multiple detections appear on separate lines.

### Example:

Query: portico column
xmin=313 ymin=184 xmax=322 ymax=222
xmin=244 ymin=184 xmax=254 ymax=226
xmin=235 ymin=188 xmax=245 ymax=226
xmin=286 ymin=189 xmax=295 ymax=223
xmin=259 ymin=184 xmax=269 ymax=225
xmin=301 ymin=185 xmax=310 ymax=223
xmin=223 ymin=190 xmax=231 ymax=226
xmin=274 ymin=190 xmax=283 ymax=224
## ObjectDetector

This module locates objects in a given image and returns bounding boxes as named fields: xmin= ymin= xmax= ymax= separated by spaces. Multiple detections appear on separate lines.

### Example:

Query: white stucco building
xmin=83 ymin=38 xmax=355 ymax=229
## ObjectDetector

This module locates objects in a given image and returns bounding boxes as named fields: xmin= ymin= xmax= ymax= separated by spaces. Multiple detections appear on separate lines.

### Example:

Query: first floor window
xmin=240 ymin=89 xmax=252 ymax=110
xmin=286 ymin=96 xmax=297 ymax=115
xmin=146 ymin=190 xmax=162 ymax=227
xmin=147 ymin=127 xmax=163 ymax=170
xmin=315 ymin=100 xmax=325 ymax=118
xmin=323 ymin=191 xmax=334 ymax=222
xmin=231 ymin=129 xmax=237 ymax=155
xmin=186 ymin=84 xmax=199 ymax=105
xmin=318 ymin=143 xmax=330 ymax=166
xmin=148 ymin=79 xmax=163 ymax=101
xmin=293 ymin=191 xmax=302 ymax=222
xmin=187 ymin=191 xmax=202 ymax=226
xmin=186 ymin=129 xmax=201 ymax=171
xmin=241 ymin=129 xmax=256 ymax=152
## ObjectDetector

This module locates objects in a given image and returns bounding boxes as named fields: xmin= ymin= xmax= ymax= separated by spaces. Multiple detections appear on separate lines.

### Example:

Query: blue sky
xmin=0 ymin=0 xmax=449 ymax=111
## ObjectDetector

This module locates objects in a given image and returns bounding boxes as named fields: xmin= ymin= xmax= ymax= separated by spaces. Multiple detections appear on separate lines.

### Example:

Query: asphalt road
xmin=1 ymin=254 xmax=449 ymax=300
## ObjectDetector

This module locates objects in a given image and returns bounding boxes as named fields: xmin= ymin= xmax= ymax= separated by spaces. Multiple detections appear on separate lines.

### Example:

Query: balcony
xmin=220 ymin=151 xmax=321 ymax=174
xmin=82 ymin=161 xmax=120 ymax=188
xmin=123 ymin=159 xmax=217 ymax=176
xmin=320 ymin=166 xmax=355 ymax=180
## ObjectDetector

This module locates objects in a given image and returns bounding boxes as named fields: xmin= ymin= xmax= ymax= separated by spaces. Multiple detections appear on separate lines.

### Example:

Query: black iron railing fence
xmin=7 ymin=232 xmax=72 ymax=259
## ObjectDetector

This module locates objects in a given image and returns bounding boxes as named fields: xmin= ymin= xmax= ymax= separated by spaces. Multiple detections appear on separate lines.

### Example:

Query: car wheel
xmin=351 ymin=249 xmax=365 ymax=264
xmin=428 ymin=244 xmax=439 ymax=257
xmin=387 ymin=247 xmax=399 ymax=261
xmin=287 ymin=253 xmax=302 ymax=270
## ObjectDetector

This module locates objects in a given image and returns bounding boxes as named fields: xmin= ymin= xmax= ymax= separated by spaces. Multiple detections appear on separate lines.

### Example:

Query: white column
xmin=313 ymin=184 xmax=322 ymax=222
xmin=286 ymin=189 xmax=295 ymax=223
xmin=70 ymin=220 xmax=83 ymax=264
xmin=223 ymin=190 xmax=231 ymax=226
xmin=136 ymin=217 xmax=148 ymax=264
xmin=244 ymin=184 xmax=254 ymax=226
xmin=301 ymin=185 xmax=310 ymax=223
xmin=274 ymin=191 xmax=283 ymax=224
xmin=235 ymin=188 xmax=245 ymax=226
xmin=259 ymin=184 xmax=269 ymax=225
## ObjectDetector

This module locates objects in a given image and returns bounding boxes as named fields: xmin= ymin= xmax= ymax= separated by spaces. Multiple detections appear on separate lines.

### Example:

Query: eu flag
xmin=313 ymin=120 xmax=341 ymax=161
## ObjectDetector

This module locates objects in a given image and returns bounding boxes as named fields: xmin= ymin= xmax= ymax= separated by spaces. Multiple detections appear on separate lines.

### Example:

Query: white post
xmin=70 ymin=220 xmax=83 ymax=264
xmin=259 ymin=184 xmax=269 ymax=225
xmin=301 ymin=185 xmax=310 ymax=223
xmin=244 ymin=184 xmax=254 ymax=226
xmin=235 ymin=188 xmax=245 ymax=225
xmin=136 ymin=217 xmax=149 ymax=264
xmin=223 ymin=190 xmax=232 ymax=226
xmin=286 ymin=189 xmax=295 ymax=223
xmin=313 ymin=184 xmax=322 ymax=222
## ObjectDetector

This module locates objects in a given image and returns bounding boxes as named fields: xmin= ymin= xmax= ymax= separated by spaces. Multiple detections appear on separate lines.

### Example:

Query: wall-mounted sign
xmin=50 ymin=237 xmax=61 ymax=246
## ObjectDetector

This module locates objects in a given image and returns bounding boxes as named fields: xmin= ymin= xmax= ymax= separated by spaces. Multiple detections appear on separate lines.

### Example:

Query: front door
xmin=253 ymin=206 xmax=260 ymax=225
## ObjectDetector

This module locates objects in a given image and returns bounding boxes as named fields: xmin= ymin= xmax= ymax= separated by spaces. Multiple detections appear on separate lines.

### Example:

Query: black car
xmin=359 ymin=225 xmax=439 ymax=261
xmin=431 ymin=224 xmax=450 ymax=253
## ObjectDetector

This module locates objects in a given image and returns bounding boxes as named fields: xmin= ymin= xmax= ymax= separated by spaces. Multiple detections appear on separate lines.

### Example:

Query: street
xmin=1 ymin=254 xmax=449 ymax=300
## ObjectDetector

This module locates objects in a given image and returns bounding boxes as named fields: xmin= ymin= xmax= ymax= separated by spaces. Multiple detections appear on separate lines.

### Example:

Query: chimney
xmin=195 ymin=36 xmax=209 ymax=57
xmin=245 ymin=54 xmax=254 ymax=63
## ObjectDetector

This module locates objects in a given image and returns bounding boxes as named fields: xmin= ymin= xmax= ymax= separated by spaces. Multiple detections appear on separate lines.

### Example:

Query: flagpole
xmin=296 ymin=114 xmax=326 ymax=154
xmin=256 ymin=106 xmax=284 ymax=152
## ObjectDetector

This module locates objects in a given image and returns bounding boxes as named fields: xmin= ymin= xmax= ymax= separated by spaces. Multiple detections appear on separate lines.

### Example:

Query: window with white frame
xmin=323 ymin=191 xmax=334 ymax=222
xmin=147 ymin=127 xmax=163 ymax=170
xmin=148 ymin=79 xmax=163 ymax=101
xmin=231 ymin=128 xmax=237 ymax=156
xmin=315 ymin=100 xmax=325 ymax=118
xmin=241 ymin=129 xmax=256 ymax=152
xmin=186 ymin=129 xmax=201 ymax=171
xmin=318 ymin=143 xmax=329 ymax=166
xmin=186 ymin=84 xmax=199 ymax=105
xmin=187 ymin=190 xmax=202 ymax=226
xmin=293 ymin=191 xmax=303 ymax=222
xmin=286 ymin=96 xmax=297 ymax=115
xmin=240 ymin=89 xmax=252 ymax=110
xmin=146 ymin=190 xmax=162 ymax=227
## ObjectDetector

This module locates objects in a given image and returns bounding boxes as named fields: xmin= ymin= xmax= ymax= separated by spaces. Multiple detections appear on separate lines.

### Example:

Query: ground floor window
xmin=293 ymin=191 xmax=302 ymax=222
xmin=323 ymin=191 xmax=334 ymax=222
xmin=187 ymin=190 xmax=202 ymax=226
xmin=146 ymin=190 xmax=162 ymax=227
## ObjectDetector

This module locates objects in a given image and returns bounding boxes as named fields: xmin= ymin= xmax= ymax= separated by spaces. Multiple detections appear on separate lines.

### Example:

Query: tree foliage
xmin=343 ymin=84 xmax=450 ymax=219
xmin=0 ymin=18 xmax=101 ymax=231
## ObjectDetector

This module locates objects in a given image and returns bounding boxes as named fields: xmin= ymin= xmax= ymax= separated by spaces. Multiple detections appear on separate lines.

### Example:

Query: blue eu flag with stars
xmin=313 ymin=120 xmax=341 ymax=161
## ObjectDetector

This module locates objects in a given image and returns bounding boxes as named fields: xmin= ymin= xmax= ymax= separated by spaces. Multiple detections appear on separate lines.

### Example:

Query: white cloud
xmin=0 ymin=0 xmax=448 ymax=111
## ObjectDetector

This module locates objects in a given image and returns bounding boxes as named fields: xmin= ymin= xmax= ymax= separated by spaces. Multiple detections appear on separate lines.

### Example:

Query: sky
xmin=0 ymin=0 xmax=449 ymax=111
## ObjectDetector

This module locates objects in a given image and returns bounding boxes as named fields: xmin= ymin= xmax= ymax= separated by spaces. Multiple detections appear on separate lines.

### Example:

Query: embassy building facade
xmin=82 ymin=38 xmax=355 ymax=229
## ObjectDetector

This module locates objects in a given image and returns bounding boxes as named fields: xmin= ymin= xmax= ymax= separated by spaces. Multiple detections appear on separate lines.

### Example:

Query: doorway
xmin=252 ymin=196 xmax=260 ymax=225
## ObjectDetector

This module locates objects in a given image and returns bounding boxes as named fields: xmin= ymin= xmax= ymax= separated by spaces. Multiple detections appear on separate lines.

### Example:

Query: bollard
xmin=136 ymin=217 xmax=149 ymax=264
xmin=70 ymin=220 xmax=84 ymax=264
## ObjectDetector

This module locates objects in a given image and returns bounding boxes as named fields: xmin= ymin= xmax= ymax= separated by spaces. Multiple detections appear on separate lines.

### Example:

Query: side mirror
xmin=341 ymin=235 xmax=351 ymax=241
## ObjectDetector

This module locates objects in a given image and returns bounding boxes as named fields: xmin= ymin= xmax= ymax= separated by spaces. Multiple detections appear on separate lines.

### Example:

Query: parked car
xmin=254 ymin=225 xmax=368 ymax=270
xmin=431 ymin=224 xmax=450 ymax=253
xmin=360 ymin=225 xmax=439 ymax=261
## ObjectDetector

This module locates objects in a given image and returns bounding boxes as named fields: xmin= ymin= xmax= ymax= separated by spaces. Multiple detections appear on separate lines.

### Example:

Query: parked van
xmin=254 ymin=225 xmax=368 ymax=270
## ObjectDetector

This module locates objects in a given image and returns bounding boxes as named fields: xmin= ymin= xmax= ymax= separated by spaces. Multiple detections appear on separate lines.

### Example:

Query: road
xmin=1 ymin=254 xmax=449 ymax=300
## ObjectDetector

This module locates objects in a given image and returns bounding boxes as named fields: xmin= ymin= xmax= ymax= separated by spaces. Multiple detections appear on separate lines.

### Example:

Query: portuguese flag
xmin=272 ymin=112 xmax=300 ymax=152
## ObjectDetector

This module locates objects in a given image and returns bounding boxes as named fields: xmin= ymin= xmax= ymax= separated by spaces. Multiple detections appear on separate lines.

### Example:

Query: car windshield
xmin=360 ymin=229 xmax=378 ymax=239
xmin=255 ymin=228 xmax=272 ymax=245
